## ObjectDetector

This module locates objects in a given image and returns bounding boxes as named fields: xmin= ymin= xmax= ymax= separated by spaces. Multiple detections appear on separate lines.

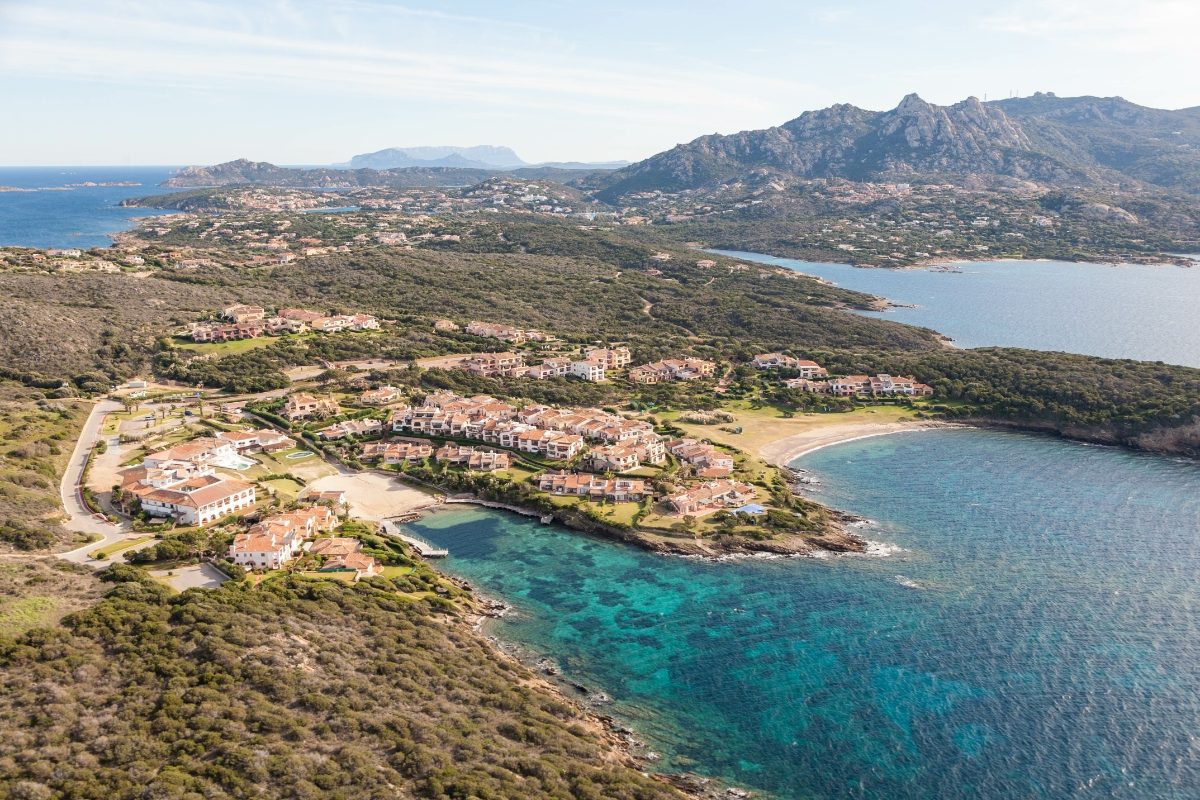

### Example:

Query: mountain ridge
xmin=590 ymin=92 xmax=1200 ymax=200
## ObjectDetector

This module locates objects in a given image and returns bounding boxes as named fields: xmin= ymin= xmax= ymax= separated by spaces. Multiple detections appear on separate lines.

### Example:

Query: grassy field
xmin=173 ymin=335 xmax=288 ymax=356
xmin=0 ymin=387 xmax=94 ymax=552
xmin=0 ymin=559 xmax=101 ymax=638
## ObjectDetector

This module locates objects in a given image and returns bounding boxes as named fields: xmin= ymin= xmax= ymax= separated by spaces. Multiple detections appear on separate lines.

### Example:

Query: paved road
xmin=57 ymin=399 xmax=134 ymax=566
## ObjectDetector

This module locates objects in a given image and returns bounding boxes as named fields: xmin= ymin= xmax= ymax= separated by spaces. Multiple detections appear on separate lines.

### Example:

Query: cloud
xmin=980 ymin=0 xmax=1200 ymax=54
xmin=0 ymin=0 xmax=807 ymax=123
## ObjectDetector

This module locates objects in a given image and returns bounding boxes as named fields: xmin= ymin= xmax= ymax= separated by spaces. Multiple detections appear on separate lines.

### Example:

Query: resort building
xmin=666 ymin=480 xmax=756 ymax=516
xmin=435 ymin=445 xmax=512 ymax=471
xmin=585 ymin=347 xmax=632 ymax=369
xmin=360 ymin=386 xmax=402 ymax=405
xmin=216 ymin=429 xmax=294 ymax=454
xmin=310 ymin=537 xmax=382 ymax=580
xmin=628 ymin=358 xmax=717 ymax=384
xmin=465 ymin=352 xmax=526 ymax=377
xmin=465 ymin=321 xmax=549 ymax=344
xmin=140 ymin=475 xmax=257 ymax=526
xmin=229 ymin=506 xmax=338 ymax=570
xmin=144 ymin=437 xmax=237 ymax=470
xmin=284 ymin=393 xmax=339 ymax=421
xmin=751 ymin=354 xmax=829 ymax=377
xmin=569 ymin=359 xmax=606 ymax=382
xmin=362 ymin=440 xmax=433 ymax=464
xmin=667 ymin=439 xmax=735 ymax=478
xmin=222 ymin=304 xmax=266 ymax=323
xmin=319 ymin=418 xmax=384 ymax=440
xmin=537 ymin=472 xmax=648 ymax=502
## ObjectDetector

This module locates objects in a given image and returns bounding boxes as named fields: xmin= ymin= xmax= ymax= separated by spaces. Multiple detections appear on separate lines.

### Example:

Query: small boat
xmin=539 ymin=514 xmax=554 ymax=524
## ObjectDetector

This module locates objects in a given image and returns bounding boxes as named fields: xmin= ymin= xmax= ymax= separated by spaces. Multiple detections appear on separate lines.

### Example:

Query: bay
xmin=408 ymin=429 xmax=1200 ymax=799
xmin=0 ymin=166 xmax=181 ymax=249
xmin=712 ymin=250 xmax=1200 ymax=368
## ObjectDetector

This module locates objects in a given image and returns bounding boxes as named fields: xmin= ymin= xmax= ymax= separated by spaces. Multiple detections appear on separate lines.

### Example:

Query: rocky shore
xmin=459 ymin=585 xmax=758 ymax=800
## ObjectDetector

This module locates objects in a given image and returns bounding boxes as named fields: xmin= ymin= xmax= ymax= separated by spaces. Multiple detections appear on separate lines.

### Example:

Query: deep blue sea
xmin=713 ymin=250 xmax=1200 ymax=368
xmin=0 ymin=166 xmax=181 ymax=249
xmin=409 ymin=429 xmax=1200 ymax=799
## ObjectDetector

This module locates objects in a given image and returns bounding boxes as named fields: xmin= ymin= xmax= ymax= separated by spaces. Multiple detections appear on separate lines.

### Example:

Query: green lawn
xmin=88 ymin=535 xmax=155 ymax=560
xmin=262 ymin=478 xmax=304 ymax=502
xmin=173 ymin=335 xmax=292 ymax=356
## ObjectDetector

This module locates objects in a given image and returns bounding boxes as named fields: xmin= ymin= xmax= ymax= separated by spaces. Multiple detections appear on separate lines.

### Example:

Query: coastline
xmin=759 ymin=419 xmax=956 ymax=468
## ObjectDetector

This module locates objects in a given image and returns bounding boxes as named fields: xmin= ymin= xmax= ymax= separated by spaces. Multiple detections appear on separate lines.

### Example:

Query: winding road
xmin=56 ymin=399 xmax=138 ymax=566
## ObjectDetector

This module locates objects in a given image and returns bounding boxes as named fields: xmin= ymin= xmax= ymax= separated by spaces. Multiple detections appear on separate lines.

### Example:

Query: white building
xmin=570 ymin=360 xmax=606 ymax=382
xmin=140 ymin=476 xmax=256 ymax=526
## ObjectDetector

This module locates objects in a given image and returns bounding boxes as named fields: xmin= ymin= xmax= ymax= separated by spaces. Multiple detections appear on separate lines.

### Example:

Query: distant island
xmin=346 ymin=144 xmax=630 ymax=171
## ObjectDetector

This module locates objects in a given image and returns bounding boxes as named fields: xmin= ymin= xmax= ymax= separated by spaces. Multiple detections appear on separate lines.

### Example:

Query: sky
xmin=1 ymin=0 xmax=1198 ymax=166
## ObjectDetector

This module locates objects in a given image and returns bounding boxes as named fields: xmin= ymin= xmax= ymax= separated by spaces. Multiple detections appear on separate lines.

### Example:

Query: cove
xmin=407 ymin=428 xmax=1200 ymax=800
xmin=711 ymin=249 xmax=1200 ymax=368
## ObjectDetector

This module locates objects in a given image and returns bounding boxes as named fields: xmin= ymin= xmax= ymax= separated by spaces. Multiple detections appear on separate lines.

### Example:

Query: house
xmin=350 ymin=314 xmax=379 ymax=331
xmin=523 ymin=357 xmax=572 ymax=379
xmin=537 ymin=471 xmax=648 ymax=502
xmin=543 ymin=433 xmax=584 ymax=460
xmin=263 ymin=316 xmax=308 ymax=335
xmin=222 ymin=304 xmax=266 ymax=323
xmin=666 ymin=480 xmax=756 ymax=516
xmin=319 ymin=418 xmax=383 ymax=440
xmin=284 ymin=393 xmax=339 ymax=421
xmin=434 ymin=319 xmax=460 ymax=332
xmin=229 ymin=528 xmax=300 ymax=570
xmin=818 ymin=374 xmax=934 ymax=397
xmin=570 ymin=359 xmax=606 ymax=382
xmin=465 ymin=321 xmax=548 ymax=343
xmin=310 ymin=537 xmax=382 ymax=580
xmin=827 ymin=375 xmax=872 ymax=396
xmin=144 ymin=437 xmax=235 ymax=469
xmin=360 ymin=386 xmax=402 ymax=406
xmin=299 ymin=488 xmax=347 ymax=509
xmin=278 ymin=308 xmax=326 ymax=323
xmin=587 ymin=443 xmax=642 ymax=473
xmin=310 ymin=316 xmax=351 ymax=333
xmin=784 ymin=378 xmax=831 ymax=393
xmin=141 ymin=476 xmax=257 ymax=526
xmin=320 ymin=551 xmax=382 ymax=579
xmin=585 ymin=347 xmax=632 ymax=369
xmin=629 ymin=358 xmax=717 ymax=384
xmin=309 ymin=537 xmax=361 ymax=557
xmin=667 ymin=439 xmax=735 ymax=478
xmin=751 ymin=354 xmax=828 ymax=378
xmin=362 ymin=440 xmax=433 ymax=464
xmin=468 ymin=450 xmax=511 ymax=471
xmin=465 ymin=352 xmax=526 ymax=377
xmin=216 ymin=428 xmax=293 ymax=454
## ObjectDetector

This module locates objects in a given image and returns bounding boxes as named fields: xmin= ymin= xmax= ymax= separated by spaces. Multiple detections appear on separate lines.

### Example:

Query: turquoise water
xmin=409 ymin=429 xmax=1200 ymax=799
xmin=712 ymin=250 xmax=1200 ymax=368
xmin=0 ymin=167 xmax=180 ymax=249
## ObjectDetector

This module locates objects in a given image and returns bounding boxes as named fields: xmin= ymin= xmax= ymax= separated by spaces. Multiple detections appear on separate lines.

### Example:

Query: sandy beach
xmin=306 ymin=471 xmax=439 ymax=520
xmin=759 ymin=420 xmax=951 ymax=467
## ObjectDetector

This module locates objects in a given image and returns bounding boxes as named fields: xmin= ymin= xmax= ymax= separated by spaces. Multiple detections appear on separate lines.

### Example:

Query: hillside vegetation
xmin=0 ymin=567 xmax=689 ymax=800
xmin=0 ymin=385 xmax=92 ymax=552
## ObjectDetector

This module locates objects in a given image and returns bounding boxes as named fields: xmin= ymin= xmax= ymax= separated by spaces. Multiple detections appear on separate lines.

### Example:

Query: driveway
xmin=149 ymin=562 xmax=229 ymax=591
